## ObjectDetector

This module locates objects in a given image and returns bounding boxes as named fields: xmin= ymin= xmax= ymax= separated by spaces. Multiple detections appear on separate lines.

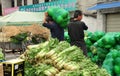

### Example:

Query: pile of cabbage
xmin=20 ymin=38 xmax=110 ymax=76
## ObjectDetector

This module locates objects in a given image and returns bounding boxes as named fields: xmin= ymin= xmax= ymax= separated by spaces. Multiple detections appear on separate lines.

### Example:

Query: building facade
xmin=0 ymin=1 xmax=2 ymax=15
xmin=78 ymin=0 xmax=98 ymax=32
xmin=0 ymin=0 xmax=99 ymax=32
xmin=93 ymin=0 xmax=120 ymax=32
xmin=0 ymin=0 xmax=47 ymax=15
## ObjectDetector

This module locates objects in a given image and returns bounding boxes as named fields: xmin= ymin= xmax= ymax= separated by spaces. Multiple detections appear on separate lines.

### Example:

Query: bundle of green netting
xmin=64 ymin=31 xmax=70 ymax=43
xmin=47 ymin=7 xmax=70 ymax=28
xmin=85 ymin=31 xmax=120 ymax=63
xmin=102 ymin=49 xmax=120 ymax=76
xmin=19 ymin=38 xmax=110 ymax=76
xmin=85 ymin=31 xmax=120 ymax=76
xmin=84 ymin=31 xmax=106 ymax=64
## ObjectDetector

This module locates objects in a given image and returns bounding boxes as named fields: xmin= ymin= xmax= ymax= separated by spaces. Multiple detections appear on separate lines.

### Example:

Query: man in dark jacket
xmin=43 ymin=14 xmax=64 ymax=41
xmin=68 ymin=10 xmax=88 ymax=56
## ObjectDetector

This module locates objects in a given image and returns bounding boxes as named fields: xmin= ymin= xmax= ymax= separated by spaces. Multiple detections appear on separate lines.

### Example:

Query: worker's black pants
xmin=71 ymin=40 xmax=88 ymax=56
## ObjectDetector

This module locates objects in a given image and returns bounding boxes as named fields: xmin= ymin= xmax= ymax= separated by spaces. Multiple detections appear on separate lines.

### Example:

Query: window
xmin=45 ymin=0 xmax=49 ymax=2
xmin=24 ymin=0 xmax=27 ymax=5
xmin=11 ymin=0 xmax=15 ymax=7
xmin=17 ymin=0 xmax=22 ymax=6
xmin=51 ymin=0 xmax=58 ymax=1
xmin=0 ymin=4 xmax=2 ymax=16
xmin=33 ymin=0 xmax=39 ymax=4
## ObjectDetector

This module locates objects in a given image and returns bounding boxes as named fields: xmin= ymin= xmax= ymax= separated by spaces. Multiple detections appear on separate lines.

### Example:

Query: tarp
xmin=0 ymin=11 xmax=44 ymax=26
xmin=87 ymin=1 xmax=120 ymax=10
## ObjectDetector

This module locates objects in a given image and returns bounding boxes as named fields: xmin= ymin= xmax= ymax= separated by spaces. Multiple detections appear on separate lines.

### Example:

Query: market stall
xmin=0 ymin=11 xmax=50 ymax=55
xmin=0 ymin=24 xmax=50 ymax=54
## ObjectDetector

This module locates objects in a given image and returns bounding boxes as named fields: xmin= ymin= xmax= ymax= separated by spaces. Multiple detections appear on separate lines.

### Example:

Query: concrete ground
xmin=5 ymin=52 xmax=21 ymax=60
xmin=4 ymin=50 xmax=23 ymax=60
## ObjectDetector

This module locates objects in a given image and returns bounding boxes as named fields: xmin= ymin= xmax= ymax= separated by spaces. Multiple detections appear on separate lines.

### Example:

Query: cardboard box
xmin=0 ymin=63 xmax=3 ymax=76
xmin=2 ymin=59 xmax=24 ymax=76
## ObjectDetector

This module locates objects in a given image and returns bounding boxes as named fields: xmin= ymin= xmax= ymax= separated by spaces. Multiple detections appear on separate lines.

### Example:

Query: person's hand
xmin=45 ymin=12 xmax=48 ymax=17
xmin=44 ymin=12 xmax=48 ymax=23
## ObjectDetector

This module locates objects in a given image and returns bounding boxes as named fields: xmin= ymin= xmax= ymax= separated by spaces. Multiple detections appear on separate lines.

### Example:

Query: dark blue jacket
xmin=43 ymin=22 xmax=64 ymax=41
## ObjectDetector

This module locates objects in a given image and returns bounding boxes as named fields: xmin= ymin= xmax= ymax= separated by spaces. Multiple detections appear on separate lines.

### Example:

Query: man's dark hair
xmin=74 ymin=10 xmax=82 ymax=18
xmin=46 ymin=16 xmax=53 ymax=22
